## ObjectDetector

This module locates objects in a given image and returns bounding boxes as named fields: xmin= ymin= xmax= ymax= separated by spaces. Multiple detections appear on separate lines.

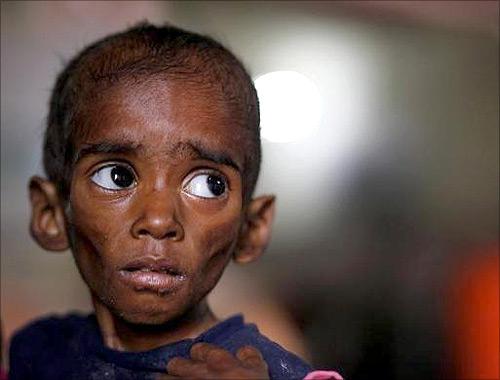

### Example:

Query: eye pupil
xmin=111 ymin=166 xmax=134 ymax=188
xmin=207 ymin=175 xmax=225 ymax=196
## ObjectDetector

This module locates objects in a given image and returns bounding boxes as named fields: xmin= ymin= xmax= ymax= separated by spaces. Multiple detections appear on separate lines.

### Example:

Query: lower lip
xmin=118 ymin=270 xmax=186 ymax=293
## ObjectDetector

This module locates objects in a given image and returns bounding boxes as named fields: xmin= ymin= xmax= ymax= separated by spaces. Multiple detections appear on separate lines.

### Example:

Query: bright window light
xmin=254 ymin=71 xmax=322 ymax=143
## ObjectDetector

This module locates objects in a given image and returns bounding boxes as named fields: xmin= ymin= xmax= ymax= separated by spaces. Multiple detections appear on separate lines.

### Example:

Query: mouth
xmin=118 ymin=258 xmax=186 ymax=294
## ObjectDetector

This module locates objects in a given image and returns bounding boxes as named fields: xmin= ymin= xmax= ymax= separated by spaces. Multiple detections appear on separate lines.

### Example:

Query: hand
xmin=161 ymin=342 xmax=269 ymax=379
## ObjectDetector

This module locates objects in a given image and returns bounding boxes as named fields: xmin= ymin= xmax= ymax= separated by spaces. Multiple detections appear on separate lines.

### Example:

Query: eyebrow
xmin=74 ymin=142 xmax=142 ymax=164
xmin=181 ymin=141 xmax=241 ymax=173
xmin=74 ymin=140 xmax=241 ymax=173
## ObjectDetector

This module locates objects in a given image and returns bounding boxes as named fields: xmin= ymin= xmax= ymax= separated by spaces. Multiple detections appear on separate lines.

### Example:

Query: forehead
xmin=74 ymin=78 xmax=250 ymax=164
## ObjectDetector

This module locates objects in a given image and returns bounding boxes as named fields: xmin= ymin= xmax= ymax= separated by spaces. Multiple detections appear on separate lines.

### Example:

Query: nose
xmin=130 ymin=189 xmax=184 ymax=241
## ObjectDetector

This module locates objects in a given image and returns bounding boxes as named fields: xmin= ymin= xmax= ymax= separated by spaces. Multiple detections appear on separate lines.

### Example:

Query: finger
xmin=236 ymin=345 xmax=267 ymax=369
xmin=166 ymin=357 xmax=201 ymax=377
xmin=190 ymin=342 xmax=214 ymax=362
xmin=203 ymin=346 xmax=238 ymax=371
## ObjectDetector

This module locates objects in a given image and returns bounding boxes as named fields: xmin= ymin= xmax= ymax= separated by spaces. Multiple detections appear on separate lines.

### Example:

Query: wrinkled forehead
xmin=72 ymin=77 xmax=252 ymax=165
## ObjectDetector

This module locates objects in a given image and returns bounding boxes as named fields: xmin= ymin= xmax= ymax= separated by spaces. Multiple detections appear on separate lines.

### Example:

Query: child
xmin=9 ymin=23 xmax=342 ymax=380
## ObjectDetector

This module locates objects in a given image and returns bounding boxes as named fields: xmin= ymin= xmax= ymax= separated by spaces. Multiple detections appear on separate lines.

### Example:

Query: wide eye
xmin=90 ymin=164 xmax=136 ymax=190
xmin=183 ymin=173 xmax=227 ymax=199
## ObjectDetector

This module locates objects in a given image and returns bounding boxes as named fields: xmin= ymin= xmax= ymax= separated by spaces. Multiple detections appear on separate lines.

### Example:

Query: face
xmin=66 ymin=78 xmax=249 ymax=325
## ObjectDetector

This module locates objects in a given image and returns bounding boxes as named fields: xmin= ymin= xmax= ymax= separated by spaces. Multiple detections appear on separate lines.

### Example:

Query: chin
xmin=112 ymin=294 xmax=189 ymax=326
xmin=119 ymin=311 xmax=174 ymax=326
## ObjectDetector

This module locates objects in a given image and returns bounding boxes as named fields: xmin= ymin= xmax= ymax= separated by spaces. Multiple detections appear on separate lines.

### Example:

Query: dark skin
xmin=29 ymin=78 xmax=275 ymax=378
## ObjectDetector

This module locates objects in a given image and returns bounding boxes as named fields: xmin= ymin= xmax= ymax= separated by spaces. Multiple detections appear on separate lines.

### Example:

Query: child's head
xmin=29 ymin=23 xmax=275 ymax=326
xmin=43 ymin=22 xmax=261 ymax=204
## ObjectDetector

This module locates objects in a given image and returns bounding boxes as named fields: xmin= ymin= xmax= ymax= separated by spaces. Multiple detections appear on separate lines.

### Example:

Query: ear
xmin=234 ymin=195 xmax=276 ymax=264
xmin=29 ymin=176 xmax=69 ymax=252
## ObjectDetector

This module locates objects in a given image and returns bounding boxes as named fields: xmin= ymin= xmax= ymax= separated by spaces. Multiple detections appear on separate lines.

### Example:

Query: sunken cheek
xmin=191 ymin=214 xmax=240 ymax=269
xmin=68 ymin=190 xmax=123 ymax=290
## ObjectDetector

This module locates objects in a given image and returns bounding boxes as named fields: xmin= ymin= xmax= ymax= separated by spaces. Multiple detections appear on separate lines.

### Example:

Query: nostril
xmin=165 ymin=230 xmax=177 ymax=239
xmin=137 ymin=228 xmax=149 ymax=237
xmin=133 ymin=224 xmax=183 ymax=240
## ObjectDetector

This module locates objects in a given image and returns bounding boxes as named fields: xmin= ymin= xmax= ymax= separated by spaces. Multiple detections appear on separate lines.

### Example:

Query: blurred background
xmin=1 ymin=1 xmax=498 ymax=379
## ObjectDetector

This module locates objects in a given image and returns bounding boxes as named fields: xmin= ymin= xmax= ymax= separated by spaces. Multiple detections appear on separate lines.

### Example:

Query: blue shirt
xmin=9 ymin=314 xmax=312 ymax=379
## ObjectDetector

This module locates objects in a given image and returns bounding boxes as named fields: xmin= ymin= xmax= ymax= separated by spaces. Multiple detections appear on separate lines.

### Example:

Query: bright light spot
xmin=254 ymin=71 xmax=322 ymax=143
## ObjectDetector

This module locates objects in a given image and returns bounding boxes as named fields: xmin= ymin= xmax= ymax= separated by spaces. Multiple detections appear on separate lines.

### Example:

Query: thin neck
xmin=92 ymin=295 xmax=218 ymax=352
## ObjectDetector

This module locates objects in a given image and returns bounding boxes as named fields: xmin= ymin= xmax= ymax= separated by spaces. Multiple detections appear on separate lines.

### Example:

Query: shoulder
xmin=206 ymin=315 xmax=313 ymax=380
xmin=10 ymin=312 xmax=91 ymax=348
xmin=9 ymin=313 xmax=93 ymax=379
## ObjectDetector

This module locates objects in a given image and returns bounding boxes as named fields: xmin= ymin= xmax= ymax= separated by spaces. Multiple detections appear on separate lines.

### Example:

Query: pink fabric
xmin=303 ymin=370 xmax=344 ymax=380
xmin=0 ymin=366 xmax=7 ymax=380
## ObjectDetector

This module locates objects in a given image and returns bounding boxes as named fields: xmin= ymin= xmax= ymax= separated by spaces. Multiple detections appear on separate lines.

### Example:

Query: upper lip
xmin=120 ymin=257 xmax=184 ymax=276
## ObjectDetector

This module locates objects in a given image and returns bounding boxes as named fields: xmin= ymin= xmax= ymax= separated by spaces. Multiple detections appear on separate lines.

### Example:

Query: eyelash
xmin=88 ymin=163 xmax=230 ymax=195
xmin=89 ymin=160 xmax=136 ymax=176
xmin=182 ymin=168 xmax=230 ymax=187
xmin=181 ymin=168 xmax=230 ymax=199
xmin=89 ymin=161 xmax=138 ymax=192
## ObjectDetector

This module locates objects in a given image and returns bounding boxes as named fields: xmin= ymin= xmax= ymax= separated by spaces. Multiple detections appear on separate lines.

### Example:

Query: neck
xmin=92 ymin=296 xmax=218 ymax=352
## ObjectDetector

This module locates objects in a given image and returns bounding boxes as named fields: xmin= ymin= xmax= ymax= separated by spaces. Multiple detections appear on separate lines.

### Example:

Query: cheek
xmin=68 ymin=179 xmax=130 ymax=249
xmin=181 ymin=185 xmax=243 ymax=265
xmin=69 ymin=199 xmax=112 ymax=254
xmin=188 ymin=213 xmax=242 ymax=290
xmin=67 ymin=188 xmax=127 ymax=285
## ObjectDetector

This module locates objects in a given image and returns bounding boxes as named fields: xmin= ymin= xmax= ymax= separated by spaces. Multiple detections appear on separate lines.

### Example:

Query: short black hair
xmin=43 ymin=22 xmax=261 ymax=203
